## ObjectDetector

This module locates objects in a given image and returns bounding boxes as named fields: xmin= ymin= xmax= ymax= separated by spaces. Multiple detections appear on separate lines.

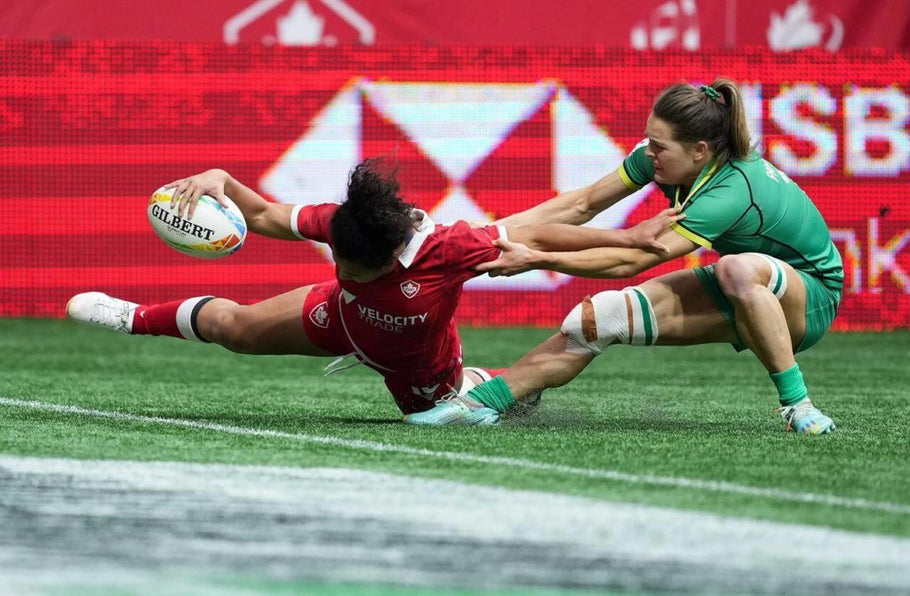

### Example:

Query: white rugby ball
xmin=148 ymin=186 xmax=247 ymax=259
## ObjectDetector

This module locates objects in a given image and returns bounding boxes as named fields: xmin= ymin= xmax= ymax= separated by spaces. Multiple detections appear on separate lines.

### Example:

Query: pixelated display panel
xmin=1 ymin=41 xmax=908 ymax=328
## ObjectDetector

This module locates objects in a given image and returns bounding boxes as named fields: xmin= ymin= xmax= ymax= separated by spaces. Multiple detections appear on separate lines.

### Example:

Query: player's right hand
xmin=475 ymin=238 xmax=540 ymax=277
xmin=628 ymin=207 xmax=685 ymax=255
xmin=162 ymin=169 xmax=231 ymax=220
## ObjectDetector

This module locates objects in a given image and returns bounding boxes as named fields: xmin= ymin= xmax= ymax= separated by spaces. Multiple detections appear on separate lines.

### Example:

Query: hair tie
xmin=700 ymin=85 xmax=720 ymax=101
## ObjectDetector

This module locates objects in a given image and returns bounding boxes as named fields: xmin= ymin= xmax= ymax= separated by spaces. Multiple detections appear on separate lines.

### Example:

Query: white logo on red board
xmin=309 ymin=301 xmax=330 ymax=328
xmin=224 ymin=0 xmax=375 ymax=46
xmin=400 ymin=280 xmax=420 ymax=299
xmin=630 ymin=0 xmax=700 ymax=51
xmin=767 ymin=0 xmax=844 ymax=52
xmin=260 ymin=80 xmax=653 ymax=291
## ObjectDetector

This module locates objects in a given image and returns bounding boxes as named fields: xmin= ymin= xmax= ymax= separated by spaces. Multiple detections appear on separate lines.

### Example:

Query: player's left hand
xmin=162 ymin=169 xmax=232 ymax=220
xmin=475 ymin=238 xmax=539 ymax=277
xmin=628 ymin=207 xmax=685 ymax=255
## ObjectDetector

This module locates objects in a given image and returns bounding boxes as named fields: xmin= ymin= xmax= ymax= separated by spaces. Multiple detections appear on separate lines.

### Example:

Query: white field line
xmin=3 ymin=396 xmax=909 ymax=516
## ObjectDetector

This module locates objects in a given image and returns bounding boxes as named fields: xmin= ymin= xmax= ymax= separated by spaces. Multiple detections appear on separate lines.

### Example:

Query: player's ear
xmin=691 ymin=140 xmax=710 ymax=162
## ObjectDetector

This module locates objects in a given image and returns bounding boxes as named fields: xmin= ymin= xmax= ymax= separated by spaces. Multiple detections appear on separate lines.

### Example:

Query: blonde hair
xmin=652 ymin=78 xmax=752 ymax=166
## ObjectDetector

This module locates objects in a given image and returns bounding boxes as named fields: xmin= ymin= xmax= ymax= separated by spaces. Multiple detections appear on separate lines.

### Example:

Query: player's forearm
xmin=496 ymin=171 xmax=632 ymax=227
xmin=223 ymin=176 xmax=297 ymax=240
xmin=496 ymin=187 xmax=597 ymax=227
xmin=522 ymin=224 xmax=635 ymax=252
xmin=533 ymin=247 xmax=650 ymax=279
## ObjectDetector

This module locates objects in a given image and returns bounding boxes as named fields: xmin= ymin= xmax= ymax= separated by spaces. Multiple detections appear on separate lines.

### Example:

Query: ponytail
xmin=652 ymin=77 xmax=753 ymax=167
xmin=710 ymin=78 xmax=752 ymax=164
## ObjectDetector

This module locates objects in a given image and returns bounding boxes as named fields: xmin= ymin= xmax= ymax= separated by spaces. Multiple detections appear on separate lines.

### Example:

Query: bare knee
xmin=203 ymin=302 xmax=259 ymax=354
xmin=715 ymin=254 xmax=763 ymax=301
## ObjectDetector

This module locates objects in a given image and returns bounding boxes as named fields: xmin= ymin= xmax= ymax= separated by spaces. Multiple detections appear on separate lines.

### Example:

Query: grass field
xmin=2 ymin=318 xmax=909 ymax=595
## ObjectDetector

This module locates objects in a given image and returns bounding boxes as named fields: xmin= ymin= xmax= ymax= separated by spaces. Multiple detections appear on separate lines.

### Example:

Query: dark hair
xmin=330 ymin=158 xmax=414 ymax=270
xmin=652 ymin=78 xmax=752 ymax=167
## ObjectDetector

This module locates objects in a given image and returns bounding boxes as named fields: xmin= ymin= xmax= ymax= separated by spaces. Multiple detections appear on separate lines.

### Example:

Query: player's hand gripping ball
xmin=148 ymin=186 xmax=247 ymax=259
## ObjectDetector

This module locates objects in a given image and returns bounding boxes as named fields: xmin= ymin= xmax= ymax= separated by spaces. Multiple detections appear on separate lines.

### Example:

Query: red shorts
xmin=302 ymin=280 xmax=465 ymax=414
xmin=302 ymin=280 xmax=354 ymax=356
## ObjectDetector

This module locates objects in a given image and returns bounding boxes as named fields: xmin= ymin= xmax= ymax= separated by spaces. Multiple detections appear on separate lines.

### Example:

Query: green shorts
xmin=694 ymin=264 xmax=841 ymax=353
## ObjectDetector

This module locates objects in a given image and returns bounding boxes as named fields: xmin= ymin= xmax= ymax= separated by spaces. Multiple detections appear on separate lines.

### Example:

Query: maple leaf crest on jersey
xmin=309 ymin=301 xmax=330 ymax=328
xmin=400 ymin=280 xmax=420 ymax=299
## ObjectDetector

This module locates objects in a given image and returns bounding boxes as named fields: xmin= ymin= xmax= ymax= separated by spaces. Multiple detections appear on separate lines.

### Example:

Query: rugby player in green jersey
xmin=407 ymin=79 xmax=842 ymax=435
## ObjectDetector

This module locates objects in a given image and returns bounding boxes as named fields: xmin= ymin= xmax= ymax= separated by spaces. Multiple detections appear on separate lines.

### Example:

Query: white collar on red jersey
xmin=397 ymin=209 xmax=435 ymax=268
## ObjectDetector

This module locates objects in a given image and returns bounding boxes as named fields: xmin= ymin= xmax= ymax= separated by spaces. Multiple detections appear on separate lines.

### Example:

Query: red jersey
xmin=291 ymin=203 xmax=504 ymax=411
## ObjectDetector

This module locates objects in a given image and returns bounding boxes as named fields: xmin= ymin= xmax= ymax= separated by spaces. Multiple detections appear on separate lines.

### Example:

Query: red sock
xmin=132 ymin=296 xmax=214 ymax=341
xmin=483 ymin=368 xmax=507 ymax=378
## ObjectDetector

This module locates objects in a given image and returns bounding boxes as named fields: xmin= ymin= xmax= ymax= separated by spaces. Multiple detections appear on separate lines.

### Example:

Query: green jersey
xmin=619 ymin=145 xmax=844 ymax=292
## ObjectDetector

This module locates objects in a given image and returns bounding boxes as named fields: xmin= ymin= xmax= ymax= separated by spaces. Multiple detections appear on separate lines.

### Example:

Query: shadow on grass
xmin=139 ymin=407 xmax=763 ymax=435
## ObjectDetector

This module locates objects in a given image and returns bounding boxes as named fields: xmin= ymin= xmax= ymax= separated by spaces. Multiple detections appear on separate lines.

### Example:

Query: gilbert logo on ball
xmin=148 ymin=187 xmax=247 ymax=259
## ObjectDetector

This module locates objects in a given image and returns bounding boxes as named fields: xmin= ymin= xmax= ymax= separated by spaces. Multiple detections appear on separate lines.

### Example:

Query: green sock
xmin=770 ymin=364 xmax=809 ymax=407
xmin=467 ymin=376 xmax=516 ymax=413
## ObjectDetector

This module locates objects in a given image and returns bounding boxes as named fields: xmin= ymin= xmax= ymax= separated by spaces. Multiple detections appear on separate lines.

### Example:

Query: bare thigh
xmin=715 ymin=253 xmax=808 ymax=350
xmin=638 ymin=268 xmax=739 ymax=346
xmin=199 ymin=285 xmax=335 ymax=356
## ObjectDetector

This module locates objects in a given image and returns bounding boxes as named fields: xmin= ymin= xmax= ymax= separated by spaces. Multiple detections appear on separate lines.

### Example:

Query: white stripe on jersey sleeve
xmin=290 ymin=204 xmax=306 ymax=240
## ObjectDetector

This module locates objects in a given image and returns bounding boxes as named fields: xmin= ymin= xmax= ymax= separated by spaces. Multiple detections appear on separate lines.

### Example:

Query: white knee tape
xmin=458 ymin=375 xmax=477 ymax=396
xmin=460 ymin=367 xmax=492 ymax=396
xmin=560 ymin=288 xmax=659 ymax=355
xmin=754 ymin=253 xmax=788 ymax=299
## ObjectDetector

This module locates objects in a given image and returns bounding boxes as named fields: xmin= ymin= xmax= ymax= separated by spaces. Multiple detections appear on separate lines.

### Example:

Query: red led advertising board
xmin=1 ymin=42 xmax=908 ymax=328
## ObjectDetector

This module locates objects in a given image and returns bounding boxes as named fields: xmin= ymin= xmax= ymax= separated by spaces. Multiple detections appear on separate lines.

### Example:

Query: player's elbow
xmin=571 ymin=188 xmax=600 ymax=224
xmin=247 ymin=205 xmax=290 ymax=239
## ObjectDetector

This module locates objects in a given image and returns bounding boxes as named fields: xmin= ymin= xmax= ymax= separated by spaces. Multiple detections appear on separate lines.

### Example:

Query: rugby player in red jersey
xmin=66 ymin=158 xmax=679 ymax=421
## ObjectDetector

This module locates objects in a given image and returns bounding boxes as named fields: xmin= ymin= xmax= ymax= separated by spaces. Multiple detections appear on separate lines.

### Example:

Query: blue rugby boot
xmin=777 ymin=398 xmax=836 ymax=435
xmin=404 ymin=393 xmax=500 ymax=426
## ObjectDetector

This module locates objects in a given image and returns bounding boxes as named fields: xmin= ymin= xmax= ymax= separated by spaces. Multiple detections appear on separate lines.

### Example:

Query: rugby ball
xmin=148 ymin=186 xmax=247 ymax=259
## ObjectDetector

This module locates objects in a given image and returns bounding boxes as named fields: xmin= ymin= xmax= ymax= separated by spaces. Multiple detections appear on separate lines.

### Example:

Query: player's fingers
xmin=186 ymin=187 xmax=205 ymax=219
xmin=170 ymin=183 xmax=188 ymax=210
xmin=492 ymin=238 xmax=515 ymax=251
xmin=178 ymin=185 xmax=196 ymax=218
xmin=162 ymin=179 xmax=183 ymax=190
xmin=658 ymin=207 xmax=681 ymax=222
xmin=213 ymin=190 xmax=229 ymax=209
xmin=475 ymin=259 xmax=503 ymax=273
xmin=649 ymin=240 xmax=670 ymax=254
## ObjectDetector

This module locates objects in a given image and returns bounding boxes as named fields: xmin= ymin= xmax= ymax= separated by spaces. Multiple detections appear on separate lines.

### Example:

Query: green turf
xmin=2 ymin=318 xmax=909 ymax=538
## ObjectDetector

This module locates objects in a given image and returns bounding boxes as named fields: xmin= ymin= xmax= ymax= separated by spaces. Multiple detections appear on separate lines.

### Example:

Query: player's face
xmin=644 ymin=114 xmax=708 ymax=188
xmin=334 ymin=253 xmax=397 ymax=283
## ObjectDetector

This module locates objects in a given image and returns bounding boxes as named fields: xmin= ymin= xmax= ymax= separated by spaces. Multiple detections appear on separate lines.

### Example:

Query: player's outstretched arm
xmin=478 ymin=229 xmax=699 ymax=279
xmin=507 ymin=208 xmax=682 ymax=255
xmin=495 ymin=170 xmax=634 ymax=227
xmin=163 ymin=169 xmax=298 ymax=240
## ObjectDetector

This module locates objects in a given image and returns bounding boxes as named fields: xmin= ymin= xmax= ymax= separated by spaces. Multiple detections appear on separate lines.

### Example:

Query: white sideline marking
xmin=2 ymin=396 xmax=909 ymax=516
xmin=2 ymin=457 xmax=910 ymax=594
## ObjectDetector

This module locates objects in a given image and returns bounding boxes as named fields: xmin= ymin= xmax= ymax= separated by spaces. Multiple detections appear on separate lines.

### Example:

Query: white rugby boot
xmin=66 ymin=292 xmax=138 ymax=334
